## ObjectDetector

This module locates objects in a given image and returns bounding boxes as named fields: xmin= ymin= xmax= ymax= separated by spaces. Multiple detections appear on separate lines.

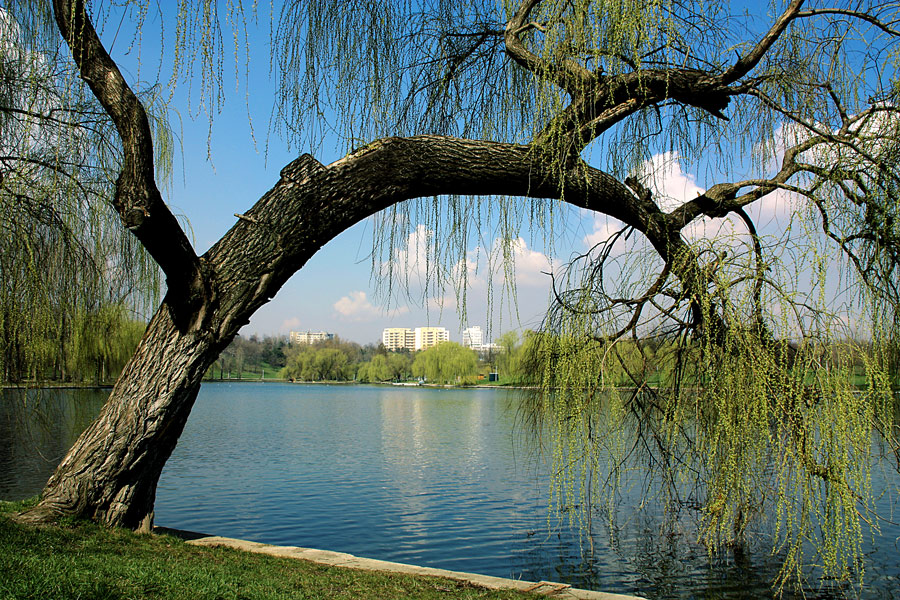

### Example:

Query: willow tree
xmin=412 ymin=342 xmax=479 ymax=383
xmin=10 ymin=0 xmax=900 ymax=587
xmin=0 ymin=8 xmax=162 ymax=382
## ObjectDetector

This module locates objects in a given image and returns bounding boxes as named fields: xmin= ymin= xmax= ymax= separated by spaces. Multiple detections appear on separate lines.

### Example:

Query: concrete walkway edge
xmin=181 ymin=533 xmax=646 ymax=600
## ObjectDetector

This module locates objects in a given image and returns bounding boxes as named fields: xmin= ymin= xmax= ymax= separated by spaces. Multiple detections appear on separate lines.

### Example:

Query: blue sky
xmin=102 ymin=5 xmax=591 ymax=345
xmin=101 ymin=2 xmax=808 ymax=346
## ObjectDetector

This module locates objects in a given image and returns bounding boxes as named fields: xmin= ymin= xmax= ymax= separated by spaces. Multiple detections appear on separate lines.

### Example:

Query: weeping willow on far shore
xmin=0 ymin=8 xmax=165 ymax=383
xmin=518 ymin=221 xmax=898 ymax=590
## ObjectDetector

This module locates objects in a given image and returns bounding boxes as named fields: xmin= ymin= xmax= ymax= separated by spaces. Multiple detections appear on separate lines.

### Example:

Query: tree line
xmin=1 ymin=304 xmax=146 ymax=385
xmin=202 ymin=330 xmax=545 ymax=385
xmin=277 ymin=336 xmax=529 ymax=385
xmin=207 ymin=334 xmax=289 ymax=380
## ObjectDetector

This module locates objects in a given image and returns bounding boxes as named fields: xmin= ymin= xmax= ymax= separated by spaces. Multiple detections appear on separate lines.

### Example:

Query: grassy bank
xmin=0 ymin=500 xmax=533 ymax=600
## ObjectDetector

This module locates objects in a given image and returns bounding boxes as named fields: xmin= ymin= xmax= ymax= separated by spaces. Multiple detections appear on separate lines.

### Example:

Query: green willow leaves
xmin=0 ymin=7 xmax=165 ymax=381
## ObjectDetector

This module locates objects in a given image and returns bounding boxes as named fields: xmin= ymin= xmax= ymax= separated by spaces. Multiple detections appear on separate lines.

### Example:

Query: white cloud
xmin=387 ymin=224 xmax=434 ymax=282
xmin=487 ymin=237 xmax=554 ymax=288
xmin=382 ymin=223 xmax=554 ymax=295
xmin=583 ymin=214 xmax=630 ymax=250
xmin=626 ymin=151 xmax=799 ymax=244
xmin=450 ymin=253 xmax=479 ymax=287
xmin=333 ymin=291 xmax=409 ymax=321
xmin=281 ymin=317 xmax=301 ymax=331
xmin=641 ymin=151 xmax=705 ymax=212
xmin=426 ymin=295 xmax=458 ymax=311
xmin=749 ymin=187 xmax=803 ymax=231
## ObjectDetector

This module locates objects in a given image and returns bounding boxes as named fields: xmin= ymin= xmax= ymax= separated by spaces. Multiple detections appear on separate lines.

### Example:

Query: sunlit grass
xmin=0 ymin=499 xmax=535 ymax=600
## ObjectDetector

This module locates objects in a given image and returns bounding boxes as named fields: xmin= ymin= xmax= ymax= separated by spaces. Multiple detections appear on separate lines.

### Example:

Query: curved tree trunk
xmin=17 ymin=308 xmax=215 ymax=530
xmin=15 ymin=137 xmax=643 ymax=528
xmin=19 ymin=0 xmax=731 ymax=530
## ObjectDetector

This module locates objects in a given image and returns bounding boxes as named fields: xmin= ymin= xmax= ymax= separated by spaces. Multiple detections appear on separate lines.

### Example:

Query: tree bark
xmin=17 ymin=308 xmax=213 ymax=530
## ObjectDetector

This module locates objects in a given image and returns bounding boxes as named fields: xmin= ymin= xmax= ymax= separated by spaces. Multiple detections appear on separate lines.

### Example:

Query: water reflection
xmin=0 ymin=387 xmax=108 ymax=500
xmin=1 ymin=383 xmax=898 ymax=599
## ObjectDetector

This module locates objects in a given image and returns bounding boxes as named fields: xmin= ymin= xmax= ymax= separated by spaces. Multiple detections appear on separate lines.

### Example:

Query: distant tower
xmin=462 ymin=326 xmax=484 ymax=350
xmin=382 ymin=327 xmax=414 ymax=351
xmin=290 ymin=331 xmax=334 ymax=344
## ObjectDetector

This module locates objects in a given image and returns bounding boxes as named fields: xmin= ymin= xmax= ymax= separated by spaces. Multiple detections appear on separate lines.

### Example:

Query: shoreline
xmin=1 ymin=383 xmax=114 ymax=390
xmin=164 ymin=528 xmax=646 ymax=600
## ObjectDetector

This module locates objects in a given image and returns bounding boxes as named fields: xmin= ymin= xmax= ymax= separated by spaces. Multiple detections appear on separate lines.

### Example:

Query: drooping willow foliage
xmin=0 ymin=6 xmax=166 ymax=382
xmin=517 ymin=79 xmax=900 ymax=593
xmin=281 ymin=0 xmax=900 ymax=588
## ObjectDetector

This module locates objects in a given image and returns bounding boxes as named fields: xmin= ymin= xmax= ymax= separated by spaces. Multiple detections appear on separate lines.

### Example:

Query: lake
xmin=2 ymin=382 xmax=899 ymax=599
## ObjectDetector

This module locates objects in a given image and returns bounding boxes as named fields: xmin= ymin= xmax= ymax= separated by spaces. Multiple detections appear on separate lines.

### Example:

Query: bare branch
xmin=503 ymin=0 xmax=591 ymax=95
xmin=721 ymin=0 xmax=805 ymax=84
xmin=797 ymin=8 xmax=900 ymax=37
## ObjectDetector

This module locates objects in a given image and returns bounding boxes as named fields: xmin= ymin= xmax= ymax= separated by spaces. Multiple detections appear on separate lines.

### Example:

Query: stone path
xmin=169 ymin=530 xmax=646 ymax=600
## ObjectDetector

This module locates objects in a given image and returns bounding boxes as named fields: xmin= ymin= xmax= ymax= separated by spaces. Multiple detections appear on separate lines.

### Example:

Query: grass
xmin=0 ymin=499 xmax=536 ymax=600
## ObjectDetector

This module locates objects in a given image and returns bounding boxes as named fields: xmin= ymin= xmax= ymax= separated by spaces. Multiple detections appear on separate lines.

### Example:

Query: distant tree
xmin=412 ymin=342 xmax=478 ymax=384
xmin=313 ymin=348 xmax=349 ymax=380
xmin=494 ymin=331 xmax=521 ymax=379
xmin=260 ymin=336 xmax=288 ymax=369
xmin=386 ymin=352 xmax=412 ymax=381
xmin=238 ymin=336 xmax=262 ymax=370
xmin=357 ymin=354 xmax=390 ymax=382
xmin=0 ymin=7 xmax=161 ymax=383
xmin=281 ymin=345 xmax=314 ymax=381
xmin=357 ymin=352 xmax=412 ymax=382
xmin=281 ymin=343 xmax=356 ymax=381
xmin=67 ymin=305 xmax=146 ymax=384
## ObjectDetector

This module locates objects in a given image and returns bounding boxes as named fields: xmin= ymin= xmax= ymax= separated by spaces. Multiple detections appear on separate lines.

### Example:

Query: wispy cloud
xmin=489 ymin=237 xmax=553 ymax=288
xmin=281 ymin=317 xmax=301 ymax=331
xmin=333 ymin=291 xmax=410 ymax=321
xmin=643 ymin=151 xmax=705 ymax=212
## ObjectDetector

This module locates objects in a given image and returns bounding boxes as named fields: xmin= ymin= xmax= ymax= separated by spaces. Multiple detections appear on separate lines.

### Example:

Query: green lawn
xmin=0 ymin=500 xmax=535 ymax=600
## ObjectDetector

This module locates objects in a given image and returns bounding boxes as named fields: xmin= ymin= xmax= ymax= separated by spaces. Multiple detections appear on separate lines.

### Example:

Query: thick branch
xmin=504 ymin=0 xmax=591 ymax=95
xmin=200 ymin=135 xmax=723 ymax=345
xmin=52 ymin=0 xmax=200 ymax=304
xmin=537 ymin=67 xmax=738 ymax=150
xmin=667 ymin=134 xmax=821 ymax=227
xmin=528 ymin=1 xmax=804 ymax=152
xmin=203 ymin=136 xmax=650 ymax=337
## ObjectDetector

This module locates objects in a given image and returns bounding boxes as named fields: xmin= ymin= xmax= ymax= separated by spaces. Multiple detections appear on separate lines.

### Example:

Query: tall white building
xmin=414 ymin=326 xmax=449 ymax=350
xmin=462 ymin=326 xmax=484 ymax=350
xmin=382 ymin=326 xmax=450 ymax=351
xmin=290 ymin=331 xmax=334 ymax=344
xmin=382 ymin=327 xmax=415 ymax=351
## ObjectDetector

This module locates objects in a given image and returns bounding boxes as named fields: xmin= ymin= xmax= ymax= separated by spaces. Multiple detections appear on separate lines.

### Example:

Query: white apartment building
xmin=381 ymin=326 xmax=450 ymax=351
xmin=290 ymin=330 xmax=334 ymax=344
xmin=462 ymin=326 xmax=484 ymax=350
xmin=414 ymin=326 xmax=449 ymax=350
xmin=382 ymin=327 xmax=415 ymax=351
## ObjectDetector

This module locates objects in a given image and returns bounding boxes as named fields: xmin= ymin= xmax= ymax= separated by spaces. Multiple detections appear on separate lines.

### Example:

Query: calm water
xmin=2 ymin=383 xmax=899 ymax=599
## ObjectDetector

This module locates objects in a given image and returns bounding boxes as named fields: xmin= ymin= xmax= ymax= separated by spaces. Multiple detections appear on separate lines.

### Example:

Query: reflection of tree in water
xmin=514 ymin=388 xmax=900 ymax=599
xmin=512 ymin=495 xmax=866 ymax=599
xmin=0 ymin=388 xmax=107 ymax=499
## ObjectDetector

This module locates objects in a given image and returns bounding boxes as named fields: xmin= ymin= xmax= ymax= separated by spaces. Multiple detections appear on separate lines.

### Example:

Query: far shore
xmin=2 ymin=383 xmax=114 ymax=390
xmin=208 ymin=378 xmax=531 ymax=389
xmin=2 ymin=379 xmax=530 ymax=390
